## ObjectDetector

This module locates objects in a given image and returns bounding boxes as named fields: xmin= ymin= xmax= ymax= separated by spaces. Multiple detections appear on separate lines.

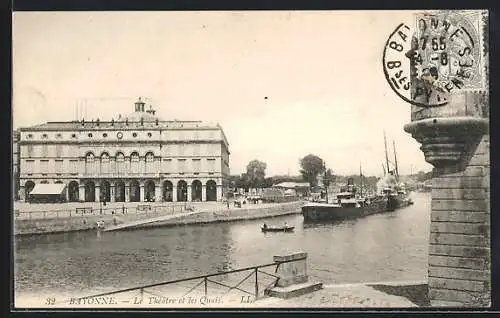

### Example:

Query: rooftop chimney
xmin=146 ymin=104 xmax=156 ymax=115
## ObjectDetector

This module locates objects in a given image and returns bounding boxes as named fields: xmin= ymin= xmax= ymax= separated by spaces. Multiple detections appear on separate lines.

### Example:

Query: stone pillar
xmin=65 ymin=185 xmax=69 ymax=201
xmin=265 ymin=251 xmax=322 ymax=298
xmin=155 ymin=184 xmax=162 ymax=202
xmin=140 ymin=184 xmax=145 ymax=202
xmin=19 ymin=185 xmax=25 ymax=201
xmin=202 ymin=185 xmax=206 ymax=202
xmin=172 ymin=186 xmax=177 ymax=202
xmin=110 ymin=184 xmax=116 ymax=202
xmin=79 ymin=184 xmax=85 ymax=202
xmin=187 ymin=185 xmax=192 ymax=202
xmin=273 ymin=252 xmax=308 ymax=287
xmin=95 ymin=184 xmax=100 ymax=202
xmin=217 ymin=185 xmax=223 ymax=201
xmin=125 ymin=183 xmax=130 ymax=202
xmin=403 ymin=13 xmax=489 ymax=306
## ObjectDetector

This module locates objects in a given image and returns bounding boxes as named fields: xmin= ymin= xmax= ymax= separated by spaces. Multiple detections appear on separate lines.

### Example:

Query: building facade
xmin=13 ymin=130 xmax=20 ymax=201
xmin=17 ymin=98 xmax=231 ymax=203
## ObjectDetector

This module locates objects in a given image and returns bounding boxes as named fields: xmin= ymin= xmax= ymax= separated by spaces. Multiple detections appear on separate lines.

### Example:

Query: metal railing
xmin=13 ymin=203 xmax=192 ymax=220
xmin=66 ymin=256 xmax=306 ymax=305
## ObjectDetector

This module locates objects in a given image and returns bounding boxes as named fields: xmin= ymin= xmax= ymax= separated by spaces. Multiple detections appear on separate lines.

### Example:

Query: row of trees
xmin=230 ymin=154 xmax=337 ymax=190
xmin=234 ymin=154 xmax=436 ymax=191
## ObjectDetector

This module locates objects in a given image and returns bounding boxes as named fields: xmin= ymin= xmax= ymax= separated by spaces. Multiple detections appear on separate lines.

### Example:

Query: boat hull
xmin=261 ymin=227 xmax=295 ymax=232
xmin=386 ymin=195 xmax=413 ymax=211
xmin=302 ymin=198 xmax=390 ymax=223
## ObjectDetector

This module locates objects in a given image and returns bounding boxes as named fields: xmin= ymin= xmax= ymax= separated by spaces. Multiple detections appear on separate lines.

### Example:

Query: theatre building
xmin=17 ymin=98 xmax=230 ymax=203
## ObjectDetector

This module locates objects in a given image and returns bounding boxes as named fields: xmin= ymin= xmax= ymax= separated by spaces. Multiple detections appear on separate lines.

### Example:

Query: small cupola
xmin=134 ymin=97 xmax=145 ymax=112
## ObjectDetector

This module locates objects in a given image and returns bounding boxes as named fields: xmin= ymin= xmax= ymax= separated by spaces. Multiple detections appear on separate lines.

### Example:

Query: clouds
xmin=12 ymin=11 xmax=432 ymax=176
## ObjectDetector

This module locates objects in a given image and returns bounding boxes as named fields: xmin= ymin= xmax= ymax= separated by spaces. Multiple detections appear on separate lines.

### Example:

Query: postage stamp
xmin=382 ymin=10 xmax=487 ymax=107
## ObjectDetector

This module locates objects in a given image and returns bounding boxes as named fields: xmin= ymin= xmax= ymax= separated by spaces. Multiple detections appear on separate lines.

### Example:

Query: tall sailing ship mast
xmin=384 ymin=131 xmax=390 ymax=175
xmin=393 ymin=139 xmax=399 ymax=182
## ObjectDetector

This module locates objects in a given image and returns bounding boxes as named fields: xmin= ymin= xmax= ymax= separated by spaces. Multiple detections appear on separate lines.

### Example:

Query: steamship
xmin=302 ymin=133 xmax=412 ymax=222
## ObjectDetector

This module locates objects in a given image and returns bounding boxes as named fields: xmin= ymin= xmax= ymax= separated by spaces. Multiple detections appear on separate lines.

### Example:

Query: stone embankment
xmin=123 ymin=201 xmax=303 ymax=230
xmin=14 ymin=201 xmax=304 ymax=235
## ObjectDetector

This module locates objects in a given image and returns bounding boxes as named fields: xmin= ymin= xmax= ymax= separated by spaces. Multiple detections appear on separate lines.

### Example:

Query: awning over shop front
xmin=29 ymin=183 xmax=66 ymax=196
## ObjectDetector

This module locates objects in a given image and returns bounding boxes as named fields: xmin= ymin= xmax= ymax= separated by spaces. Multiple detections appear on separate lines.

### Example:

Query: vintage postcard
xmin=12 ymin=10 xmax=490 ymax=310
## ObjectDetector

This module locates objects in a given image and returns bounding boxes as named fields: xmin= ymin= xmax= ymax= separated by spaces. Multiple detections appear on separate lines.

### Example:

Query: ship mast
xmin=384 ymin=131 xmax=390 ymax=174
xmin=393 ymin=140 xmax=399 ymax=182
xmin=359 ymin=163 xmax=363 ymax=198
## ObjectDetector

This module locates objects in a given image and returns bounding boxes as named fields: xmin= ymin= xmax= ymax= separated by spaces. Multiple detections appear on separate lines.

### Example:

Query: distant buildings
xmin=15 ymin=97 xmax=231 ymax=203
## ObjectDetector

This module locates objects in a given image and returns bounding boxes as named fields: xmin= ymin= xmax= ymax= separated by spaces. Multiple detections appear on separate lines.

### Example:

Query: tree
xmin=299 ymin=154 xmax=326 ymax=188
xmin=246 ymin=160 xmax=267 ymax=188
xmin=323 ymin=168 xmax=336 ymax=187
xmin=416 ymin=171 xmax=426 ymax=182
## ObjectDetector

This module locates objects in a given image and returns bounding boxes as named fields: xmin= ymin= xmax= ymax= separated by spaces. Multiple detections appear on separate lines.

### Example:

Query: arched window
xmin=130 ymin=152 xmax=140 ymax=161
xmin=115 ymin=152 xmax=125 ymax=174
xmin=130 ymin=152 xmax=140 ymax=174
xmin=116 ymin=152 xmax=124 ymax=161
xmin=85 ymin=152 xmax=96 ymax=175
xmin=145 ymin=152 xmax=155 ymax=174
xmin=101 ymin=152 xmax=110 ymax=174
xmin=85 ymin=152 xmax=95 ymax=163
xmin=101 ymin=152 xmax=110 ymax=162
xmin=145 ymin=152 xmax=154 ymax=162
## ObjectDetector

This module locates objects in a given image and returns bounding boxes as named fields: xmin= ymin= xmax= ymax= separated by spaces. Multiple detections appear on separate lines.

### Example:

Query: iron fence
xmin=13 ymin=203 xmax=191 ymax=220
xmin=66 ymin=256 xmax=305 ymax=305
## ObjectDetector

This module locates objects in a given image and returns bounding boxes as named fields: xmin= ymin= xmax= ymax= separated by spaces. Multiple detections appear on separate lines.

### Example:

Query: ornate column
xmin=403 ymin=11 xmax=489 ymax=307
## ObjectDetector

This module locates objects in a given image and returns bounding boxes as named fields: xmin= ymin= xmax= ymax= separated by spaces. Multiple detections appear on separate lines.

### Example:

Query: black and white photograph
xmin=12 ymin=10 xmax=490 ymax=309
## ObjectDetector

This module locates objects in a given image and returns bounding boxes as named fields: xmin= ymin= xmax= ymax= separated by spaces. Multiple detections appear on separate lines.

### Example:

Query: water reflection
xmin=15 ymin=193 xmax=430 ymax=297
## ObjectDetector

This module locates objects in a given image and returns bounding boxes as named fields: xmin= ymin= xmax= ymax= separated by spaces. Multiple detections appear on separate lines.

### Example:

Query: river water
xmin=14 ymin=192 xmax=431 ymax=299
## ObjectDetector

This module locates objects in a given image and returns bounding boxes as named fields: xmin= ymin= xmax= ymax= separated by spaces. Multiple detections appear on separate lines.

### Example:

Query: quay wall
xmin=14 ymin=201 xmax=304 ymax=235
xmin=126 ymin=201 xmax=304 ymax=229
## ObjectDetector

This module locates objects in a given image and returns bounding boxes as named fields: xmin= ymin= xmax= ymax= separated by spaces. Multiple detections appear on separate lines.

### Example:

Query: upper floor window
xmin=116 ymin=152 xmax=125 ymax=162
xmin=101 ymin=152 xmax=110 ymax=162
xmin=88 ymin=133 xmax=93 ymax=138
xmin=41 ymin=134 xmax=48 ymax=139
xmin=103 ymin=133 xmax=108 ymax=138
xmin=130 ymin=152 xmax=140 ymax=162
xmin=132 ymin=132 xmax=138 ymax=138
xmin=85 ymin=152 xmax=95 ymax=163
xmin=56 ymin=133 xmax=62 ymax=139
xmin=71 ymin=133 xmax=77 ymax=138
xmin=27 ymin=134 xmax=33 ymax=139
xmin=145 ymin=152 xmax=154 ymax=162
xmin=147 ymin=132 xmax=152 ymax=138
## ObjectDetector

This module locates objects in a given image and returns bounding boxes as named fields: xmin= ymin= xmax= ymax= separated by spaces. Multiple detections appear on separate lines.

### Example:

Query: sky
xmin=12 ymin=11 xmax=433 ymax=177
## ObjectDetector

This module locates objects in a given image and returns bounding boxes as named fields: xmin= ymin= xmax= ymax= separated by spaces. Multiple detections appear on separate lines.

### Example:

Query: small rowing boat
xmin=261 ymin=225 xmax=295 ymax=233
